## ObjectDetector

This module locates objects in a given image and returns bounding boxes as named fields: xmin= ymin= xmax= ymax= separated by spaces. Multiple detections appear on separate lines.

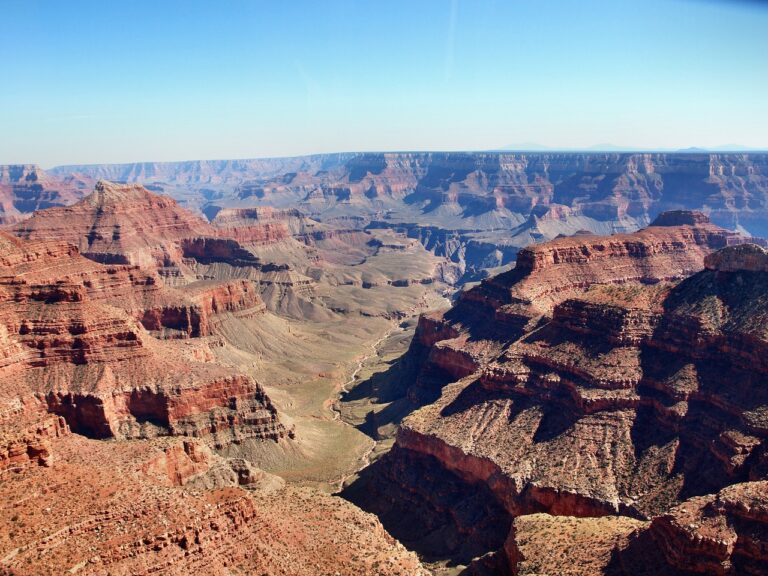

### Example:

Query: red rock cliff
xmin=0 ymin=231 xmax=285 ymax=451
xmin=346 ymin=215 xmax=768 ymax=573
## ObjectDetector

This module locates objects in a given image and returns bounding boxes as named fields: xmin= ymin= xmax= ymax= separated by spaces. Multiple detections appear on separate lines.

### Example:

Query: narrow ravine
xmin=328 ymin=322 xmax=405 ymax=491
xmin=323 ymin=291 xmax=451 ymax=493
xmin=331 ymin=323 xmax=403 ymax=418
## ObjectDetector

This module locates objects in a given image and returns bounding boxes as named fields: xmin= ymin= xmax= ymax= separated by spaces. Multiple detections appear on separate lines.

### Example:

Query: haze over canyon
xmin=0 ymin=151 xmax=767 ymax=575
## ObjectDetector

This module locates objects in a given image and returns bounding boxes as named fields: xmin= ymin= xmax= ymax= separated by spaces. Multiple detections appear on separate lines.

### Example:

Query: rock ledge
xmin=705 ymin=243 xmax=768 ymax=272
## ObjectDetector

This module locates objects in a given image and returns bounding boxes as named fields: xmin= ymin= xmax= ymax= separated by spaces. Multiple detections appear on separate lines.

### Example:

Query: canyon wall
xmin=0 ymin=178 xmax=439 ymax=575
xmin=0 ymin=164 xmax=92 ymax=225
xmin=345 ymin=213 xmax=768 ymax=574
xmin=0 ymin=230 xmax=285 ymax=450
xmin=45 ymin=152 xmax=768 ymax=280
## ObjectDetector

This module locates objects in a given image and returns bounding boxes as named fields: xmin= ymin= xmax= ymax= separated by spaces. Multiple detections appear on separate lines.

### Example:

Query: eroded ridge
xmin=345 ymin=212 xmax=768 ymax=574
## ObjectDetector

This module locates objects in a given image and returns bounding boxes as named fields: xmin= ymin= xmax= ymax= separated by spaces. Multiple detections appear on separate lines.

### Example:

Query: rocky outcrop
xmin=496 ymin=481 xmax=768 ymax=575
xmin=210 ymin=205 xmax=380 ymax=270
xmin=141 ymin=439 xmax=215 ymax=486
xmin=0 ymin=415 xmax=69 ymax=471
xmin=503 ymin=513 xmax=645 ymax=576
xmin=346 ymin=215 xmax=768 ymax=573
xmin=651 ymin=209 xmax=713 ymax=226
xmin=44 ymin=373 xmax=283 ymax=446
xmin=705 ymin=242 xmax=768 ymax=273
xmin=211 ymin=206 xmax=321 ymax=243
xmin=645 ymin=481 xmax=768 ymax=575
xmin=179 ymin=237 xmax=262 ymax=266
xmin=0 ymin=231 xmax=285 ymax=449
xmin=0 ymin=435 xmax=427 ymax=576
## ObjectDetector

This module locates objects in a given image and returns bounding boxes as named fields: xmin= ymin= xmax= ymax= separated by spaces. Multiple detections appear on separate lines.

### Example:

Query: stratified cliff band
xmin=344 ymin=211 xmax=768 ymax=575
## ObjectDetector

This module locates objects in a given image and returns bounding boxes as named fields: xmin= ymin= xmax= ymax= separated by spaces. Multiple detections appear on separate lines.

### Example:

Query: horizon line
xmin=17 ymin=147 xmax=767 ymax=171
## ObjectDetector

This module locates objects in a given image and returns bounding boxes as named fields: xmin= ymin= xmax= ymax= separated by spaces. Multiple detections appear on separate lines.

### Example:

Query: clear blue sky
xmin=1 ymin=0 xmax=766 ymax=167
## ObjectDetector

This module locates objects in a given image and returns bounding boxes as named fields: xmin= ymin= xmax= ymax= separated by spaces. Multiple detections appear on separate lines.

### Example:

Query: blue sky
xmin=1 ymin=0 xmax=767 ymax=166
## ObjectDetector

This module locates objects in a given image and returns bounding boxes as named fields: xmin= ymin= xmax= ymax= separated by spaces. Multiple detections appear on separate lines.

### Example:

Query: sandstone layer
xmin=345 ymin=212 xmax=768 ymax=574
xmin=0 ymin=230 xmax=285 ymax=451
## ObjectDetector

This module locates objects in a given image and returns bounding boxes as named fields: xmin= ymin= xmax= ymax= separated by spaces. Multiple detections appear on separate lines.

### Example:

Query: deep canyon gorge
xmin=2 ymin=152 xmax=768 ymax=575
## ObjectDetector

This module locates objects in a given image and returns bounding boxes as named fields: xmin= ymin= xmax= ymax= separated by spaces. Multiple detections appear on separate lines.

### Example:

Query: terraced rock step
xmin=345 ymin=212 xmax=768 ymax=574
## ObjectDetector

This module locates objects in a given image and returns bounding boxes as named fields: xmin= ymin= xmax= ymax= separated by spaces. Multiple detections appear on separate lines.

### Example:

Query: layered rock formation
xmin=9 ymin=152 xmax=768 ymax=573
xmin=643 ymin=480 xmax=768 ymax=574
xmin=211 ymin=205 xmax=392 ymax=268
xmin=0 ymin=185 xmax=438 ymax=574
xmin=0 ymin=434 xmax=427 ymax=575
xmin=0 ymin=415 xmax=69 ymax=471
xmin=9 ymin=181 xmax=341 ymax=327
xmin=500 ymin=479 xmax=768 ymax=575
xmin=50 ymin=154 xmax=354 ymax=189
xmin=12 ymin=180 xmax=225 ymax=279
xmin=0 ymin=164 xmax=91 ymax=225
xmin=0 ymin=231 xmax=285 ymax=450
xmin=54 ymin=153 xmax=768 ymax=228
xmin=204 ymin=204 xmax=457 ymax=319
xmin=211 ymin=206 xmax=322 ymax=243
xmin=50 ymin=152 xmax=768 ymax=279
xmin=345 ymin=212 xmax=768 ymax=574
xmin=10 ymin=181 xmax=450 ymax=324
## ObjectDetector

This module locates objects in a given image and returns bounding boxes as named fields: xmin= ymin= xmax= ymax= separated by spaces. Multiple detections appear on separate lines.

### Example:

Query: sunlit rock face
xmin=47 ymin=152 xmax=768 ymax=280
xmin=12 ymin=180 xmax=221 ymax=277
xmin=345 ymin=213 xmax=768 ymax=573
xmin=0 ymin=230 xmax=285 ymax=448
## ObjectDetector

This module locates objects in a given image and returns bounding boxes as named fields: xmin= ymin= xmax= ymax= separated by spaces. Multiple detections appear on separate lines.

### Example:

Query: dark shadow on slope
xmin=438 ymin=380 xmax=529 ymax=421
xmin=631 ymin=268 xmax=768 ymax=505
xmin=532 ymin=399 xmax=580 ymax=442
xmin=341 ymin=446 xmax=512 ymax=567
xmin=339 ymin=337 xmax=441 ymax=440
xmin=604 ymin=528 xmax=681 ymax=576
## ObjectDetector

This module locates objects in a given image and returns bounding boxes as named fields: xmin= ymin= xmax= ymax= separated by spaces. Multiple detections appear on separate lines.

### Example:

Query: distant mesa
xmin=651 ymin=209 xmax=710 ymax=227
xmin=2 ymin=152 xmax=764 ymax=280
xmin=0 ymin=163 xmax=93 ymax=225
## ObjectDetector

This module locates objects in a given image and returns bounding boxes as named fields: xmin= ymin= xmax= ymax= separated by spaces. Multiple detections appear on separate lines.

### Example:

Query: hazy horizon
xmin=2 ymin=0 xmax=767 ymax=167
xmin=32 ymin=144 xmax=767 ymax=172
